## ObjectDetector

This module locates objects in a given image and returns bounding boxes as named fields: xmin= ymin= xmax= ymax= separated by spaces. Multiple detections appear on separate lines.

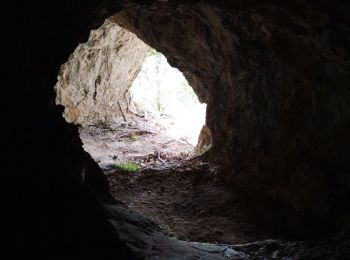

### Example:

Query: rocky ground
xmin=80 ymin=114 xmax=195 ymax=172
xmin=79 ymin=115 xmax=289 ymax=245
xmin=107 ymin=160 xmax=259 ymax=244
xmin=78 ymin=115 xmax=349 ymax=258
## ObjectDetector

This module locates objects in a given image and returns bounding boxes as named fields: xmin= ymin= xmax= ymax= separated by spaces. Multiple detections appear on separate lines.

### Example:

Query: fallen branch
xmin=117 ymin=130 xmax=155 ymax=139
xmin=127 ymin=109 xmax=144 ymax=118
xmin=179 ymin=138 xmax=193 ymax=146
xmin=117 ymin=101 xmax=127 ymax=122
xmin=162 ymin=140 xmax=177 ymax=146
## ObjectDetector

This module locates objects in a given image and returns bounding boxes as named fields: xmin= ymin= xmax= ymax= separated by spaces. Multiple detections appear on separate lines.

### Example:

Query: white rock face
xmin=55 ymin=19 xmax=149 ymax=126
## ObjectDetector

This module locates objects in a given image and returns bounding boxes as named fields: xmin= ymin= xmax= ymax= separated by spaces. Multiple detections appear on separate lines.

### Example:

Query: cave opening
xmin=55 ymin=21 xmax=209 ymax=172
xmin=52 ymin=14 xmax=338 ymax=247
xmin=55 ymin=21 xmax=247 ymax=244
xmin=54 ymin=19 xmax=298 ymax=246
xmin=8 ymin=0 xmax=350 ymax=258
xmin=128 ymin=48 xmax=207 ymax=148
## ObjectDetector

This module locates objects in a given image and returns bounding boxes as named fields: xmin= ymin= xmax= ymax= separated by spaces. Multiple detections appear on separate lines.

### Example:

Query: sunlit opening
xmin=129 ymin=49 xmax=206 ymax=146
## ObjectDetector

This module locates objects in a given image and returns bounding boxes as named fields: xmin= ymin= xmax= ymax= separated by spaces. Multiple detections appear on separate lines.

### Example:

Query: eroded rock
xmin=6 ymin=0 xmax=350 ymax=258
xmin=113 ymin=0 xmax=350 ymax=231
xmin=55 ymin=19 xmax=149 ymax=126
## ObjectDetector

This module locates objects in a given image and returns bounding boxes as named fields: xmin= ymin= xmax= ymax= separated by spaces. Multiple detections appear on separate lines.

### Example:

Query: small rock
xmin=224 ymin=248 xmax=246 ymax=258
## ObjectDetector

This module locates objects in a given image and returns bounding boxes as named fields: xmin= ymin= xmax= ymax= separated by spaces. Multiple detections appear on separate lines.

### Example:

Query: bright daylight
xmin=130 ymin=49 xmax=206 ymax=146
xmin=76 ymin=49 xmax=208 ymax=172
xmin=54 ymin=21 xmax=216 ymax=244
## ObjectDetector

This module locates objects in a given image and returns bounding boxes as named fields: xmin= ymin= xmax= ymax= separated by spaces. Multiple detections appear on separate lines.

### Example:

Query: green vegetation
xmin=150 ymin=220 xmax=177 ymax=240
xmin=128 ymin=134 xmax=139 ymax=141
xmin=152 ymin=82 xmax=165 ymax=113
xmin=162 ymin=224 xmax=177 ymax=240
xmin=161 ymin=224 xmax=171 ymax=233
xmin=148 ymin=48 xmax=159 ymax=57
xmin=148 ymin=215 xmax=155 ymax=222
xmin=113 ymin=162 xmax=139 ymax=172
xmin=201 ymin=144 xmax=212 ymax=153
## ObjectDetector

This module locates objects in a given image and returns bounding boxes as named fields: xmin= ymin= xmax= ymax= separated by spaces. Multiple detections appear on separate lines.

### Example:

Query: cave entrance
xmin=55 ymin=20 xmax=208 ymax=172
xmin=129 ymin=49 xmax=206 ymax=147
xmin=55 ymin=20 xmax=257 ymax=245
xmin=54 ymin=19 xmax=258 ymax=245
xmin=80 ymin=48 xmax=207 ymax=171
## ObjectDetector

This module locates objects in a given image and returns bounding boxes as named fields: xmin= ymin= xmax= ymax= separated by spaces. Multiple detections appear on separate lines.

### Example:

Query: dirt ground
xmin=80 ymin=114 xmax=195 ymax=172
xmin=107 ymin=161 xmax=263 ymax=244
xmin=80 ymin=115 xmax=264 ymax=244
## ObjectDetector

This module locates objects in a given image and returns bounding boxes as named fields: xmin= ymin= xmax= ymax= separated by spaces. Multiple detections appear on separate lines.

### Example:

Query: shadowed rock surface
xmin=4 ymin=0 xmax=350 ymax=259
xmin=114 ymin=1 xmax=350 ymax=233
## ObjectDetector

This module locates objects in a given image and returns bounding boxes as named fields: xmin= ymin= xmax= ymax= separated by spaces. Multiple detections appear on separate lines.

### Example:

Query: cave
xmin=5 ymin=0 xmax=350 ymax=259
xmin=54 ymin=22 xmax=207 ymax=171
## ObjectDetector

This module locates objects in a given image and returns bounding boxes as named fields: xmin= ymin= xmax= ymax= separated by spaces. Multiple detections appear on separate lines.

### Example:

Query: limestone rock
xmin=55 ymin=19 xmax=149 ymax=126
xmin=114 ymin=1 xmax=350 ymax=224
xmin=6 ymin=0 xmax=350 ymax=258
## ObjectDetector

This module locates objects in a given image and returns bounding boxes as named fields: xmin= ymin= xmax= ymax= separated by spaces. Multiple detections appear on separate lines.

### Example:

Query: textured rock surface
xmin=114 ymin=0 xmax=350 ymax=231
xmin=4 ymin=0 xmax=350 ymax=259
xmin=55 ymin=19 xmax=149 ymax=126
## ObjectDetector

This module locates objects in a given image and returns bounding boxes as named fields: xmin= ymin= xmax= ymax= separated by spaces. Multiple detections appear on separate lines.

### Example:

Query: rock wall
xmin=55 ymin=19 xmax=149 ymax=126
xmin=113 ymin=0 xmax=350 ymax=231
xmin=4 ymin=1 xmax=134 ymax=258
xmin=4 ymin=0 xmax=350 ymax=258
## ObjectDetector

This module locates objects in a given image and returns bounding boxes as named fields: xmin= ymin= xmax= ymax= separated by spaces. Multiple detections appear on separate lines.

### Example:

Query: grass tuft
xmin=113 ymin=162 xmax=139 ymax=172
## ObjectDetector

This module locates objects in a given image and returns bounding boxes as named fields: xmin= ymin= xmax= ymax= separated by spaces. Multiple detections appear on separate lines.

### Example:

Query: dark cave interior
xmin=4 ymin=0 xmax=350 ymax=259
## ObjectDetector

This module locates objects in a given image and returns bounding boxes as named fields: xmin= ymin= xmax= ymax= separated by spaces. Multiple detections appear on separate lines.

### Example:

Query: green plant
xmin=113 ymin=162 xmax=139 ymax=172
xmin=148 ymin=48 xmax=159 ymax=57
xmin=152 ymin=81 xmax=165 ymax=113
xmin=162 ymin=224 xmax=171 ymax=233
xmin=148 ymin=216 xmax=155 ymax=222
xmin=201 ymin=144 xmax=211 ymax=153
xmin=128 ymin=134 xmax=139 ymax=141
xmin=170 ymin=236 xmax=177 ymax=241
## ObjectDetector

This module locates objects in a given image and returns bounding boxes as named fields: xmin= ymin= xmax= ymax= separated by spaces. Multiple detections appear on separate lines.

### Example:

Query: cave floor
xmin=80 ymin=115 xmax=270 ymax=245
xmin=79 ymin=114 xmax=195 ymax=171
xmin=77 ymin=115 xmax=345 ymax=256
xmin=107 ymin=161 xmax=260 ymax=244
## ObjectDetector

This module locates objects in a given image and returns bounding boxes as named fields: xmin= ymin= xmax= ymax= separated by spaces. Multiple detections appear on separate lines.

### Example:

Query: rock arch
xmin=5 ymin=0 xmax=350 ymax=258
